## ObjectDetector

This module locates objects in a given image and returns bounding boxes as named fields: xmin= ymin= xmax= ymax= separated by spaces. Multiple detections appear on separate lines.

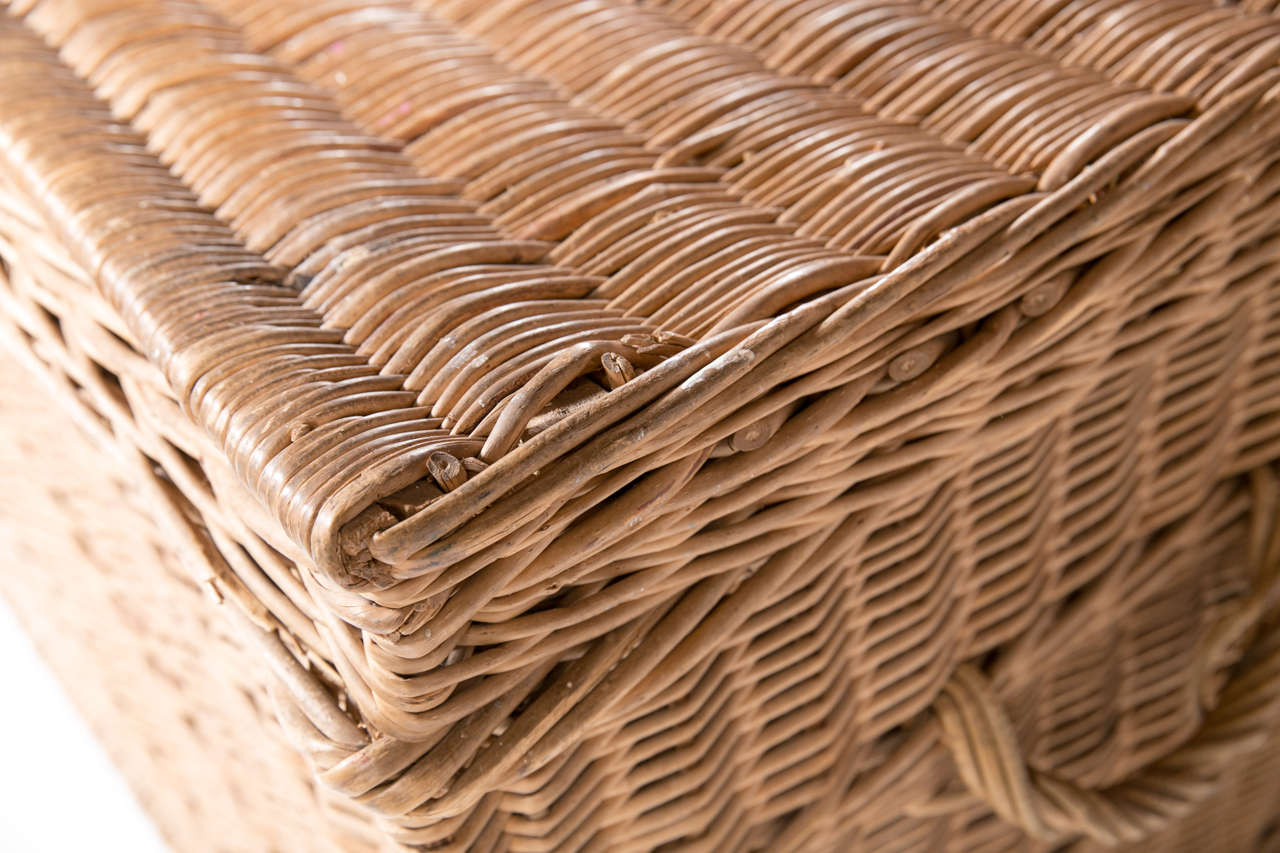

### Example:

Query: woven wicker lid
xmin=8 ymin=0 xmax=1279 ymax=596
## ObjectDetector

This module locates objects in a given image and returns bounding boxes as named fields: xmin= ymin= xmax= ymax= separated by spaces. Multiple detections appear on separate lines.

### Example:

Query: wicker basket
xmin=2 ymin=0 xmax=1280 ymax=849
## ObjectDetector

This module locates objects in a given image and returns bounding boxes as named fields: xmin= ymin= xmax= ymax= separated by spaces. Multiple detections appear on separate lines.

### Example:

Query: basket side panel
xmin=0 ymin=333 xmax=380 ymax=853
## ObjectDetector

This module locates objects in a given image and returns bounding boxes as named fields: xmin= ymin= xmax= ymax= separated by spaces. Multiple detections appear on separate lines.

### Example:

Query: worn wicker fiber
xmin=3 ymin=0 xmax=1280 ymax=849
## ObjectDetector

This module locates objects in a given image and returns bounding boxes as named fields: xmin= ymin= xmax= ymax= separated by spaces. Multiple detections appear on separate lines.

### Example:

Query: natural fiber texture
xmin=0 ymin=356 xmax=383 ymax=853
xmin=1 ymin=0 xmax=1280 ymax=849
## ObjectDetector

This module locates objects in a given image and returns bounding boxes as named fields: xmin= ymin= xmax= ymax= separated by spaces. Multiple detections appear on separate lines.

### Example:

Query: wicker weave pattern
xmin=2 ymin=0 xmax=1280 ymax=849
xmin=0 ymin=351 xmax=382 ymax=853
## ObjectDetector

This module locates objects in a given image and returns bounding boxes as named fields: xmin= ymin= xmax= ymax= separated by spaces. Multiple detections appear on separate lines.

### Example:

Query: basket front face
xmin=2 ymin=0 xmax=1280 ymax=850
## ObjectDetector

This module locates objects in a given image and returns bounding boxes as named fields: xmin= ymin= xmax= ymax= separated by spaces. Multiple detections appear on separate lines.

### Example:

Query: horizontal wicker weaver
xmin=3 ymin=0 xmax=1280 ymax=849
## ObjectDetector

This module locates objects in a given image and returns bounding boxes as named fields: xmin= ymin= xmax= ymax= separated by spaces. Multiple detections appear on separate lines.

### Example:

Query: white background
xmin=0 ymin=596 xmax=169 ymax=852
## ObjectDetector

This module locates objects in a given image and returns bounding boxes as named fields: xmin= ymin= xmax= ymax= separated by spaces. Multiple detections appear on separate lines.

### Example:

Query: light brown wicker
xmin=0 ymin=356 xmax=386 ymax=853
xmin=1 ymin=0 xmax=1280 ymax=850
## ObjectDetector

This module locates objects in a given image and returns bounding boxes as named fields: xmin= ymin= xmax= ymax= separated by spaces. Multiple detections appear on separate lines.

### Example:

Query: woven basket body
xmin=2 ymin=0 xmax=1280 ymax=849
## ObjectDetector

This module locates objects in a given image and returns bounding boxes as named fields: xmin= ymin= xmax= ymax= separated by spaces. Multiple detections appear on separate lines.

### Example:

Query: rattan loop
xmin=936 ymin=625 xmax=1280 ymax=844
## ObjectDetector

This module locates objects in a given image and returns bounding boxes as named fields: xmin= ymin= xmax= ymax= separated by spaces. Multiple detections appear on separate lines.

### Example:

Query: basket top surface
xmin=4 ymin=0 xmax=1276 ymax=597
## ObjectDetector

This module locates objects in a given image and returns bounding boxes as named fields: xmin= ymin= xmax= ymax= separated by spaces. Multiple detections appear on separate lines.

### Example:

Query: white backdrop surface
xmin=0 ymin=595 xmax=169 ymax=853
